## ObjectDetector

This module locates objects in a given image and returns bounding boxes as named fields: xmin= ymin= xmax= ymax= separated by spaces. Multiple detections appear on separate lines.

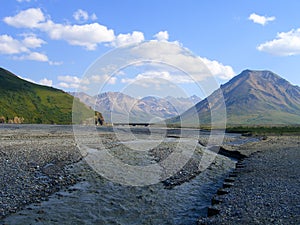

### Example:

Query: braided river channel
xmin=1 ymin=126 xmax=255 ymax=225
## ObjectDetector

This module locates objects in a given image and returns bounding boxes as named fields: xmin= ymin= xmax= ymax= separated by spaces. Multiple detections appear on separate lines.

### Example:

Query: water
xmin=3 ymin=163 xmax=233 ymax=225
xmin=1 ymin=126 xmax=239 ymax=224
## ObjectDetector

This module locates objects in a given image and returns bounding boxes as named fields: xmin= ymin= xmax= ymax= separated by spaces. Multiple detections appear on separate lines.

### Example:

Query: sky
xmin=1 ymin=0 xmax=300 ymax=98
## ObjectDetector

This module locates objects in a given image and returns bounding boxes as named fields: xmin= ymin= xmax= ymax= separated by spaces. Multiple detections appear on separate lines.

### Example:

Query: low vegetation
xmin=0 ymin=67 xmax=101 ymax=125
xmin=166 ymin=122 xmax=300 ymax=135
xmin=226 ymin=125 xmax=300 ymax=135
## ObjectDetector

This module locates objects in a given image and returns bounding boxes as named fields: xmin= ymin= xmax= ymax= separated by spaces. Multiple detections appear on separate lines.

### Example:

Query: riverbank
xmin=199 ymin=135 xmax=300 ymax=224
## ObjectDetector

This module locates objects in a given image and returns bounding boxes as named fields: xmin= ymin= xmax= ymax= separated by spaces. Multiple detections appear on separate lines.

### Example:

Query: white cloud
xmin=3 ymin=8 xmax=45 ymax=28
xmin=13 ymin=52 xmax=49 ymax=62
xmin=73 ymin=9 xmax=98 ymax=22
xmin=0 ymin=33 xmax=59 ymax=64
xmin=14 ymin=52 xmax=62 ymax=65
xmin=153 ymin=31 xmax=169 ymax=41
xmin=58 ymin=75 xmax=82 ymax=84
xmin=25 ymin=51 xmax=48 ymax=61
xmin=38 ymin=20 xmax=115 ymax=50
xmin=57 ymin=75 xmax=91 ymax=90
xmin=22 ymin=34 xmax=46 ymax=48
xmin=90 ymin=74 xmax=117 ymax=84
xmin=0 ymin=35 xmax=62 ymax=65
xmin=121 ymin=71 xmax=193 ymax=85
xmin=11 ymin=51 xmax=61 ymax=65
xmin=130 ymin=41 xmax=234 ymax=81
xmin=57 ymin=81 xmax=88 ymax=91
xmin=120 ymin=60 xmax=234 ymax=87
xmin=57 ymin=75 xmax=81 ymax=89
xmin=107 ymin=77 xmax=117 ymax=84
xmin=3 ymin=8 xmax=235 ymax=80
xmin=4 ymin=8 xmax=114 ymax=50
xmin=64 ymin=74 xmax=117 ymax=86
xmin=16 ymin=0 xmax=32 ymax=2
xmin=257 ymin=28 xmax=300 ymax=56
xmin=200 ymin=58 xmax=235 ymax=79
xmin=73 ymin=41 xmax=235 ymax=95
xmin=0 ymin=34 xmax=46 ymax=55
xmin=90 ymin=75 xmax=102 ymax=82
xmin=57 ymin=73 xmax=118 ymax=91
xmin=3 ymin=8 xmax=145 ymax=50
xmin=0 ymin=34 xmax=28 ymax=54
xmin=0 ymin=34 xmax=54 ymax=63
xmin=73 ymin=9 xmax=89 ymax=22
xmin=111 ymin=31 xmax=144 ymax=47
xmin=248 ymin=13 xmax=275 ymax=26
xmin=39 ymin=78 xmax=52 ymax=86
xmin=57 ymin=82 xmax=77 ymax=89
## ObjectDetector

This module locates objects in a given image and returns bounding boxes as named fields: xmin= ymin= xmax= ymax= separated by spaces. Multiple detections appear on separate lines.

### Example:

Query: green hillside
xmin=0 ymin=67 xmax=95 ymax=124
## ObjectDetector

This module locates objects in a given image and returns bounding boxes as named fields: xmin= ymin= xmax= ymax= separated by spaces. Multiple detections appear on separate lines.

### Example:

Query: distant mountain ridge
xmin=71 ymin=92 xmax=201 ymax=123
xmin=171 ymin=70 xmax=300 ymax=125
xmin=3 ymin=67 xmax=298 ymax=126
xmin=0 ymin=68 xmax=93 ymax=124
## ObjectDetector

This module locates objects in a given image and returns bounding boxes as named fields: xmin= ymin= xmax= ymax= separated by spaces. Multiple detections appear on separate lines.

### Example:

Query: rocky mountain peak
xmin=71 ymin=91 xmax=201 ymax=123
xmin=176 ymin=69 xmax=300 ymax=125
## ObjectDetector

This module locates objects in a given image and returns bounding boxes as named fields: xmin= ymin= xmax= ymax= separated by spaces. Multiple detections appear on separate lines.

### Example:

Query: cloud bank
xmin=2 ymin=8 xmax=235 ymax=89
xmin=258 ymin=28 xmax=300 ymax=56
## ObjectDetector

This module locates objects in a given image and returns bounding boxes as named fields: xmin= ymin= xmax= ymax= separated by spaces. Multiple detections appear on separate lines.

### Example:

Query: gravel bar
xmin=0 ymin=125 xmax=82 ymax=219
xmin=199 ymin=135 xmax=300 ymax=224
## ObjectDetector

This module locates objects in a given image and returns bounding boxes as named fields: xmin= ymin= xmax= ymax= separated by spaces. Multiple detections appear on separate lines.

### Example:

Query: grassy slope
xmin=0 ymin=68 xmax=93 ymax=124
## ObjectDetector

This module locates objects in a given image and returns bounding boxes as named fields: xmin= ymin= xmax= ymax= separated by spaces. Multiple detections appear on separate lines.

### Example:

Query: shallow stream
xmin=2 ymin=127 xmax=241 ymax=224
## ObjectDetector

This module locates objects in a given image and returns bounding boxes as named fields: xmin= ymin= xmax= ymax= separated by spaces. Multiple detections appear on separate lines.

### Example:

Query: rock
xmin=207 ymin=206 xmax=220 ymax=217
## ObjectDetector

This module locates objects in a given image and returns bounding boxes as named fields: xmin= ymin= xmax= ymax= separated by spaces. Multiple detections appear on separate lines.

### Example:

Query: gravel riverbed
xmin=3 ymin=124 xmax=298 ymax=224
xmin=0 ymin=125 xmax=81 ymax=218
xmin=199 ymin=135 xmax=300 ymax=224
xmin=0 ymin=125 xmax=239 ymax=224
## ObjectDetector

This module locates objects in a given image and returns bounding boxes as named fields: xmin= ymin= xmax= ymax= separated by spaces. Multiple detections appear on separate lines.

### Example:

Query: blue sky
xmin=1 ymin=0 xmax=300 ymax=97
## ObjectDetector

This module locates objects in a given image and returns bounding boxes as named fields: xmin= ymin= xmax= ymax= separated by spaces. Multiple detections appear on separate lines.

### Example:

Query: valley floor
xmin=1 ymin=124 xmax=299 ymax=224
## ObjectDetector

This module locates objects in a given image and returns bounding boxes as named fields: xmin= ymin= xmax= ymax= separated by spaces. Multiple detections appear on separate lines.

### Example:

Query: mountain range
xmin=70 ymin=92 xmax=201 ymax=123
xmin=1 ymin=67 xmax=299 ymax=126
xmin=171 ymin=69 xmax=300 ymax=126
xmin=0 ymin=67 xmax=94 ymax=124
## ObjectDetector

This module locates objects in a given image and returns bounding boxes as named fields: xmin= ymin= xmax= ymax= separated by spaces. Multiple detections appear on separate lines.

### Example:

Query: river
xmin=2 ymin=126 xmax=243 ymax=225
